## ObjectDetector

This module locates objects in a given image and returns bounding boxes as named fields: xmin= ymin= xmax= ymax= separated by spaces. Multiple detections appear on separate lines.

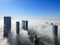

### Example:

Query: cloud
xmin=0 ymin=19 xmax=60 ymax=45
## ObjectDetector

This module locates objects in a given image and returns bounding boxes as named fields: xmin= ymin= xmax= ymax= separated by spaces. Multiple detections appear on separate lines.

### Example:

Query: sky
xmin=0 ymin=0 xmax=60 ymax=19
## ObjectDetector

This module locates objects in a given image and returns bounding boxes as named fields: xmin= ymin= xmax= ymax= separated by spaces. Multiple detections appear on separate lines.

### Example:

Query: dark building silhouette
xmin=34 ymin=35 xmax=39 ymax=45
xmin=51 ymin=23 xmax=53 ymax=25
xmin=16 ymin=22 xmax=20 ymax=35
xmin=4 ymin=17 xmax=11 ymax=37
xmin=22 ymin=20 xmax=28 ymax=30
xmin=53 ymin=25 xmax=58 ymax=45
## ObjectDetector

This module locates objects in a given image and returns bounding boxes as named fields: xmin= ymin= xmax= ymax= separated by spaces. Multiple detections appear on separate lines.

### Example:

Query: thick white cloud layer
xmin=0 ymin=19 xmax=60 ymax=45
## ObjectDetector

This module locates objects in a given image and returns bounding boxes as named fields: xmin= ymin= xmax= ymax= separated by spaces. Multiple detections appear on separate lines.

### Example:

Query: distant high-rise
xmin=22 ymin=20 xmax=28 ymax=30
xmin=16 ymin=22 xmax=20 ymax=35
xmin=53 ymin=25 xmax=58 ymax=45
xmin=4 ymin=17 xmax=11 ymax=37
xmin=34 ymin=35 xmax=39 ymax=45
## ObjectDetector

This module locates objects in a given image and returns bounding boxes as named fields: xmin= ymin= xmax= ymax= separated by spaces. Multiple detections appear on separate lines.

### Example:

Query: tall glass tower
xmin=53 ymin=25 xmax=58 ymax=45
xmin=16 ymin=22 xmax=20 ymax=35
xmin=22 ymin=20 xmax=28 ymax=30
xmin=4 ymin=16 xmax=11 ymax=37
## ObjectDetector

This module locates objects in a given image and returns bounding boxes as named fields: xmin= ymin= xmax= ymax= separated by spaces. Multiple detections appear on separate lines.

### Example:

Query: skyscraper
xmin=22 ymin=20 xmax=28 ymax=30
xmin=16 ymin=22 xmax=20 ymax=35
xmin=53 ymin=25 xmax=58 ymax=45
xmin=4 ymin=16 xmax=11 ymax=37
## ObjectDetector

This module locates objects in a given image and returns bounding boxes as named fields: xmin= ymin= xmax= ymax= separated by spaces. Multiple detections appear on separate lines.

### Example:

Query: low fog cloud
xmin=7 ymin=29 xmax=32 ymax=45
xmin=0 ymin=19 xmax=60 ymax=45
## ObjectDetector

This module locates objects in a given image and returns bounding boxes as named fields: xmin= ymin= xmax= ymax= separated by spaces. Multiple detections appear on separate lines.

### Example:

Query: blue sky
xmin=0 ymin=0 xmax=60 ymax=19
